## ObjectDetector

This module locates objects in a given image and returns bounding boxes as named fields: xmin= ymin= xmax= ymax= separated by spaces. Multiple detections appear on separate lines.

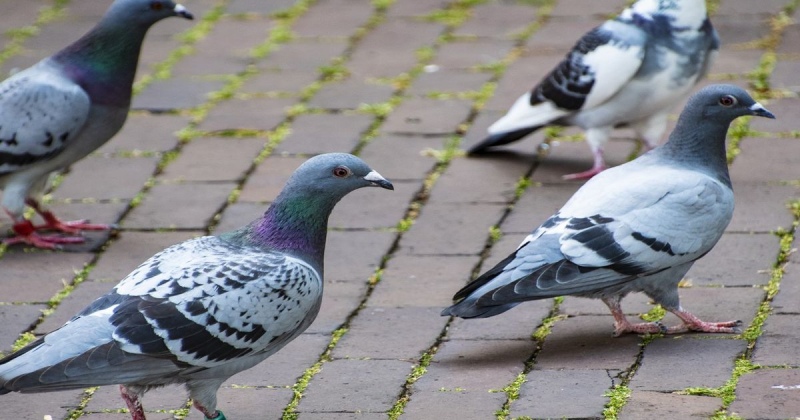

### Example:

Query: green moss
xmin=639 ymin=304 xmax=666 ymax=322
xmin=603 ymin=385 xmax=632 ymax=420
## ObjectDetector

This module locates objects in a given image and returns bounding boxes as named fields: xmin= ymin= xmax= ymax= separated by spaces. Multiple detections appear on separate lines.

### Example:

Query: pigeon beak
xmin=174 ymin=4 xmax=194 ymax=20
xmin=749 ymin=102 xmax=775 ymax=119
xmin=364 ymin=170 xmax=394 ymax=190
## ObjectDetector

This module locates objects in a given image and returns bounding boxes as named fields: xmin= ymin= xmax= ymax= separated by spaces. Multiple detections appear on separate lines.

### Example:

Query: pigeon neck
xmin=52 ymin=20 xmax=150 ymax=107
xmin=658 ymin=115 xmax=732 ymax=187
xmin=237 ymin=190 xmax=339 ymax=268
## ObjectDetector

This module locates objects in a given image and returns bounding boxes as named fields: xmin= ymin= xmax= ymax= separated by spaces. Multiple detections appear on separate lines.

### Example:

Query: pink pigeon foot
xmin=667 ymin=309 xmax=742 ymax=334
xmin=26 ymin=198 xmax=114 ymax=233
xmin=120 ymin=385 xmax=147 ymax=420
xmin=4 ymin=220 xmax=86 ymax=249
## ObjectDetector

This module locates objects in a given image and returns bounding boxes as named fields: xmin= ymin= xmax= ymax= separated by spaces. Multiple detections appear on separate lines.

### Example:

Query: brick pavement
xmin=0 ymin=0 xmax=798 ymax=419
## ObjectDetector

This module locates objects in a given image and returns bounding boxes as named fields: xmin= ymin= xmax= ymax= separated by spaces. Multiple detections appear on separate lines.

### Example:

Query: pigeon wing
xmin=0 ymin=69 xmax=90 ymax=175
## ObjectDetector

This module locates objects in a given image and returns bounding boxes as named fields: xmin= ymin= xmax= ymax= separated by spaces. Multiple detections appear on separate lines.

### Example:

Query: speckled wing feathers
xmin=0 ymin=69 xmax=90 ymax=175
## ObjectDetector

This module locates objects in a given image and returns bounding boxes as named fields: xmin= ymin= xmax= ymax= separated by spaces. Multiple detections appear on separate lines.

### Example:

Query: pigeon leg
xmin=3 ymin=215 xmax=85 ymax=249
xmin=602 ymin=296 xmax=667 ymax=337
xmin=562 ymin=155 xmax=606 ymax=180
xmin=193 ymin=400 xmax=226 ymax=420
xmin=563 ymin=128 xmax=610 ymax=180
xmin=25 ymin=198 xmax=113 ymax=233
xmin=120 ymin=385 xmax=147 ymax=420
xmin=667 ymin=308 xmax=742 ymax=334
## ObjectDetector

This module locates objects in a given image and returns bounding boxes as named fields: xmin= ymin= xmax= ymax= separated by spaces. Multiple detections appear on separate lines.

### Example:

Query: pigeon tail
xmin=468 ymin=125 xmax=543 ymax=154
xmin=441 ymin=299 xmax=520 ymax=319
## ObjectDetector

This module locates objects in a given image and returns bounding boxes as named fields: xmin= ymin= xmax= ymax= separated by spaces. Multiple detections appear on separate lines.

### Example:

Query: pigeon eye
xmin=332 ymin=166 xmax=351 ymax=178
xmin=150 ymin=1 xmax=164 ymax=10
xmin=719 ymin=95 xmax=737 ymax=107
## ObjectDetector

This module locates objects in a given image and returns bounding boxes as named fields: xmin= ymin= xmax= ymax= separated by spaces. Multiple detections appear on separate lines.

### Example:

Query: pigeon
xmin=443 ymin=84 xmax=774 ymax=336
xmin=0 ymin=153 xmax=393 ymax=420
xmin=0 ymin=0 xmax=193 ymax=249
xmin=468 ymin=0 xmax=719 ymax=180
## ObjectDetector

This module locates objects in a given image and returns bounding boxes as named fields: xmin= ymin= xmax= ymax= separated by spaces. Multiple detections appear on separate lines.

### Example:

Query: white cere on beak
xmin=364 ymin=170 xmax=394 ymax=190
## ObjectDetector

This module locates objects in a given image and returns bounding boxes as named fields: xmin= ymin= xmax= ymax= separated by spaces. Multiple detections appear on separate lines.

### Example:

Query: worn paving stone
xmin=0 ymin=390 xmax=83 ymax=420
xmin=159 ymin=137 xmax=265 ymax=182
xmin=227 ymin=0 xmax=298 ymax=15
xmin=132 ymin=78 xmax=227 ymax=111
xmin=238 ymin=69 xmax=320 ymax=95
xmin=292 ymin=0 xmax=375 ymax=39
xmin=447 ymin=300 xmax=551 ymax=341
xmin=298 ymin=359 xmax=412 ymax=413
xmin=260 ymin=40 xmax=349 ymax=72
xmin=732 ymin=136 xmax=800 ymax=183
xmin=535 ymin=315 xmax=641 ymax=371
xmin=0 ymin=303 xmax=47 ymax=353
xmin=170 ymin=18 xmax=268 ymax=77
xmin=369 ymin=254 xmax=477 ymax=308
xmin=329 ymin=180 xmax=417 ymax=229
xmin=308 ymin=79 xmax=395 ymax=110
xmin=631 ymin=337 xmax=747 ymax=392
xmin=397 ymin=202 xmax=506 ymax=256
xmin=773 ymin=244 xmax=800 ymax=314
xmin=198 ymin=97 xmax=296 ymax=132
xmin=727 ymin=182 xmax=798 ymax=233
xmin=402 ymin=385 xmax=507 ymax=420
xmin=237 ymin=156 xmax=310 ymax=203
xmin=427 ymin=154 xmax=533 ymax=204
xmin=381 ymin=98 xmax=473 ymax=135
xmin=422 ymin=338 xmax=535 ymax=390
xmin=752 ymin=315 xmax=800 ymax=367
xmin=52 ymin=155 xmax=160 ymax=200
xmin=324 ymin=230 xmax=396 ymax=283
xmin=95 ymin=113 xmax=187 ymax=154
xmin=729 ymin=369 xmax=800 ymax=419
xmin=34 ymin=278 xmax=119 ymax=334
xmin=225 ymin=333 xmax=331 ymax=387
xmin=0 ymin=250 xmax=92 ymax=303
xmin=123 ymin=182 xmax=235 ymax=229
xmin=407 ymin=69 xmax=493 ymax=96
xmin=432 ymin=39 xmax=516 ymax=70
xmin=212 ymin=387 xmax=293 ymax=420
xmin=620 ymin=390 xmax=722 ymax=420
xmin=501 ymin=183 xmax=580 ymax=233
xmin=688 ymin=232 xmax=778 ymax=286
xmin=333 ymin=306 xmax=445 ymax=360
xmin=358 ymin=134 xmax=442 ymax=181
xmin=511 ymin=369 xmax=611 ymax=419
xmin=348 ymin=19 xmax=445 ymax=78
xmin=454 ymin=2 xmax=539 ymax=39
xmin=273 ymin=113 xmax=374 ymax=155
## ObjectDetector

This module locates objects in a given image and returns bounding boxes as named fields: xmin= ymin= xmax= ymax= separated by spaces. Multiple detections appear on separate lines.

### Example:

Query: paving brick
xmin=96 ymin=113 xmax=187 ymax=154
xmin=333 ymin=306 xmax=445 ymax=360
xmin=0 ymin=251 xmax=92 ymax=303
xmin=298 ymin=413 xmax=387 ymax=420
xmin=385 ymin=0 xmax=450 ymax=18
xmin=535 ymin=315 xmax=640 ymax=370
xmin=402 ymin=384 xmax=507 ymax=420
xmin=273 ymin=113 xmax=374 ymax=154
xmin=170 ymin=18 xmax=269 ymax=77
xmin=732 ymin=136 xmax=800 ymax=183
xmin=407 ymin=69 xmax=493 ymax=95
xmin=329 ymin=180 xmax=417 ymax=229
xmin=260 ymin=40 xmax=349 ymax=72
xmin=292 ymin=0 xmax=375 ymax=39
xmin=454 ymin=2 xmax=539 ymax=39
xmin=123 ymin=182 xmax=235 ymax=229
xmin=381 ymin=98 xmax=472 ymax=135
xmin=298 ymin=359 xmax=412 ymax=413
xmin=631 ymin=337 xmax=747 ymax=392
xmin=620 ymin=390 xmax=721 ymax=420
xmin=716 ymin=0 xmax=789 ymax=16
xmin=727 ymin=182 xmax=798 ymax=233
xmin=237 ymin=156 xmax=309 ymax=203
xmin=90 ymin=231 xmax=202 ymax=282
xmin=0 ymin=304 xmax=47 ymax=353
xmin=307 ymin=279 xmax=367 ymax=334
xmin=525 ymin=17 xmax=604 ymax=51
xmin=752 ymin=315 xmax=800 ymax=367
xmin=728 ymin=369 xmax=800 ymax=419
xmin=52 ymin=155 xmax=160 ymax=200
xmin=397 ymin=202 xmax=506 ymax=256
xmin=0 ymin=390 xmax=83 ymax=420
xmin=427 ymin=154 xmax=533 ymax=204
xmin=501 ymin=183 xmax=580 ymax=233
xmin=431 ymin=39 xmax=515 ymax=70
xmin=159 ymin=137 xmax=266 ymax=182
xmin=688 ymin=232 xmax=778 ymax=287
xmin=212 ymin=387 xmax=293 ymax=420
xmin=369 ymin=254 xmax=477 ymax=308
xmin=549 ymin=0 xmax=629 ymax=17
xmin=714 ymin=15 xmax=772 ymax=45
xmin=511 ymin=369 xmax=611 ymax=419
xmin=447 ymin=300 xmax=551 ymax=340
xmin=777 ymin=23 xmax=800 ymax=55
xmin=773 ymin=245 xmax=800 ymax=314
xmin=709 ymin=46 xmax=765 ymax=77
xmin=308 ymin=79 xmax=395 ymax=110
xmin=224 ymin=333 xmax=332 ymax=387
xmin=239 ymin=69 xmax=319 ymax=95
xmin=348 ymin=19 xmax=445 ymax=78
xmin=133 ymin=78 xmax=227 ymax=111
xmin=198 ymin=97 xmax=296 ymax=132
xmin=227 ymin=0 xmax=298 ymax=14
xmin=358 ymin=134 xmax=442 ymax=181
xmin=423 ymin=338 xmax=534 ymax=390
xmin=35 ymin=278 xmax=118 ymax=334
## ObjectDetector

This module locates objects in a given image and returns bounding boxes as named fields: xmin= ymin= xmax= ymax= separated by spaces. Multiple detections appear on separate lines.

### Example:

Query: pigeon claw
xmin=562 ymin=164 xmax=606 ymax=181
xmin=611 ymin=320 xmax=667 ymax=337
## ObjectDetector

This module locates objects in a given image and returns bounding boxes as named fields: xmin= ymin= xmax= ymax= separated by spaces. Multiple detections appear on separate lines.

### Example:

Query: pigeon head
xmin=657 ymin=84 xmax=775 ymax=185
xmin=105 ymin=0 xmax=194 ymax=27
xmin=230 ymin=154 xmax=393 ymax=263
xmin=688 ymin=84 xmax=775 ymax=121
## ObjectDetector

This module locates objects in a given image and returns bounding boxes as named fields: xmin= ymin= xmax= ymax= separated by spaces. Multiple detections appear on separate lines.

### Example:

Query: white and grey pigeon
xmin=443 ymin=85 xmax=774 ymax=336
xmin=468 ymin=0 xmax=719 ymax=180
xmin=0 ymin=153 xmax=394 ymax=420
xmin=0 ymin=0 xmax=193 ymax=249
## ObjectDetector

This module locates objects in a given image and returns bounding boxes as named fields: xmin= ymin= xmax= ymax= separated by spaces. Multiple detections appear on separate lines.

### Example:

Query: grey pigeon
xmin=0 ymin=153 xmax=393 ymax=420
xmin=468 ymin=0 xmax=719 ymax=180
xmin=444 ymin=85 xmax=774 ymax=336
xmin=0 ymin=0 xmax=193 ymax=249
